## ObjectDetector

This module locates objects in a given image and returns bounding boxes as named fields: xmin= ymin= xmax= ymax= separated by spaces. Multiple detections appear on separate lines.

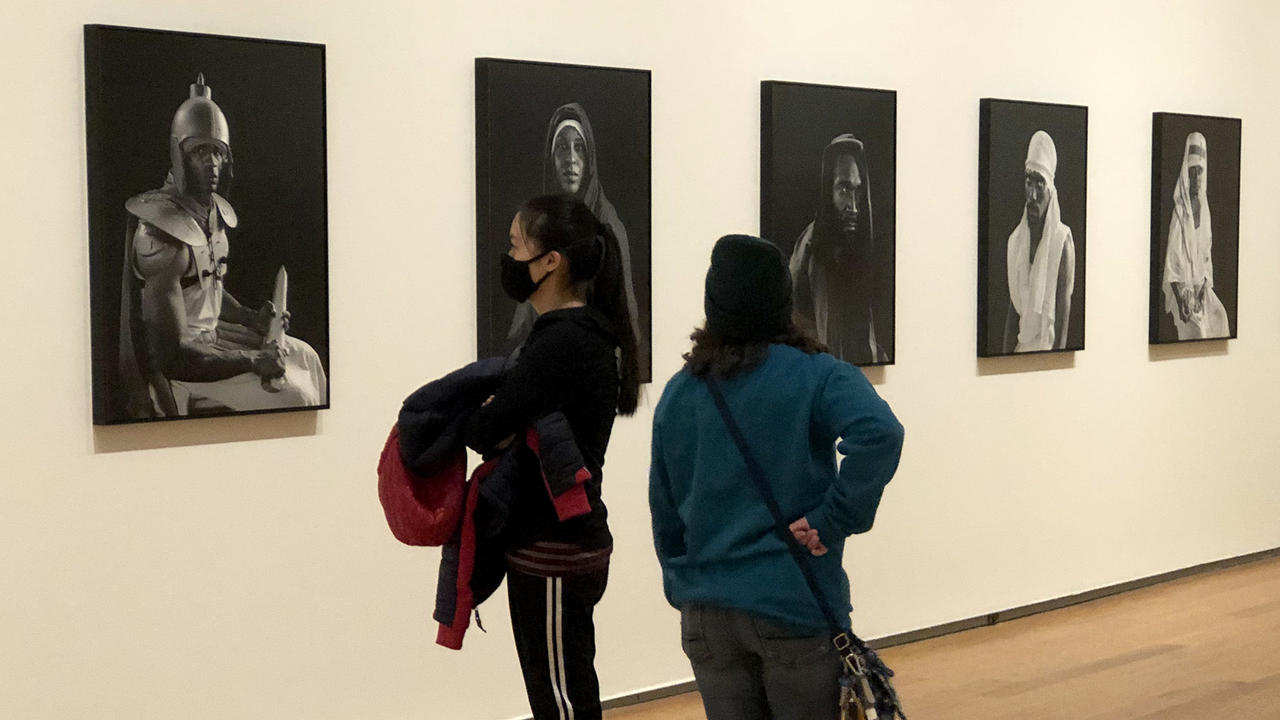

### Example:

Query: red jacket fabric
xmin=376 ymin=425 xmax=466 ymax=547
xmin=434 ymin=457 xmax=493 ymax=649
xmin=426 ymin=423 xmax=592 ymax=650
xmin=377 ymin=362 xmax=594 ymax=649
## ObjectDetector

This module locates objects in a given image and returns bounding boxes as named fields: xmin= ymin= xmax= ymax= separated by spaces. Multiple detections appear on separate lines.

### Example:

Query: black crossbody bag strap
xmin=704 ymin=375 xmax=865 ymax=648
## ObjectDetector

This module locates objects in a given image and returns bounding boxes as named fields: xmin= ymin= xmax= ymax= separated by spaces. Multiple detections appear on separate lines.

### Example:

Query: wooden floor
xmin=605 ymin=556 xmax=1280 ymax=719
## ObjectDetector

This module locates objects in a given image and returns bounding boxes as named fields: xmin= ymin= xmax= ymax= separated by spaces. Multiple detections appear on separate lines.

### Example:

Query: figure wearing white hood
xmin=1162 ymin=132 xmax=1230 ymax=339
xmin=1004 ymin=130 xmax=1076 ymax=353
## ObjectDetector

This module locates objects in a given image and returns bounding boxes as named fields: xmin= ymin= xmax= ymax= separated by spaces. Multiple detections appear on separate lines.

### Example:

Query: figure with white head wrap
xmin=1162 ymin=131 xmax=1230 ymax=339
xmin=1004 ymin=130 xmax=1076 ymax=353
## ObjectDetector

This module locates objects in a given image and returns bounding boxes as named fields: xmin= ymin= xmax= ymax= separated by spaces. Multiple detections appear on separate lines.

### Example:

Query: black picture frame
xmin=761 ymin=80 xmax=897 ymax=367
xmin=1149 ymin=112 xmax=1241 ymax=345
xmin=475 ymin=57 xmax=652 ymax=381
xmin=977 ymin=98 xmax=1088 ymax=358
xmin=85 ymin=25 xmax=330 ymax=425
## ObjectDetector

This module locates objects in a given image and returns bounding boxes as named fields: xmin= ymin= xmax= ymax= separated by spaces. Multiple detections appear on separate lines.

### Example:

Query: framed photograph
xmin=761 ymin=80 xmax=896 ymax=367
xmin=85 ymin=25 xmax=329 ymax=425
xmin=475 ymin=58 xmax=652 ymax=381
xmin=1149 ymin=112 xmax=1241 ymax=344
xmin=978 ymin=98 xmax=1088 ymax=357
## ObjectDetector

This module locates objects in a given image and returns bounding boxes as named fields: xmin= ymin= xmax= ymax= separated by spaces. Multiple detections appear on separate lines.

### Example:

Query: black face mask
xmin=500 ymin=251 xmax=551 ymax=303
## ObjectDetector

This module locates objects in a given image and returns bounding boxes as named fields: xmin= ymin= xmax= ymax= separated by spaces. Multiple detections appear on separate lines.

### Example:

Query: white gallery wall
xmin=3 ymin=1 xmax=1279 ymax=718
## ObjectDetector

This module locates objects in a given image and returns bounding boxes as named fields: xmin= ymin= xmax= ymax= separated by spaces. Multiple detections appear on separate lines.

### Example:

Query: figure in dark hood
xmin=505 ymin=103 xmax=647 ymax=377
xmin=789 ymin=134 xmax=891 ymax=365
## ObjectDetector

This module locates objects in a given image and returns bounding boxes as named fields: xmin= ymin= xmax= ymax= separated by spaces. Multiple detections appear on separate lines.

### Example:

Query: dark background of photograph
xmin=85 ymin=25 xmax=329 ymax=424
xmin=978 ymin=99 xmax=1088 ymax=357
xmin=1149 ymin=113 xmax=1241 ymax=344
xmin=475 ymin=58 xmax=651 ymax=379
xmin=761 ymin=81 xmax=897 ymax=365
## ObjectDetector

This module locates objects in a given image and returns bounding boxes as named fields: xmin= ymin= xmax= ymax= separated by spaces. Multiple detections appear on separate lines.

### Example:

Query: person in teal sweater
xmin=649 ymin=234 xmax=904 ymax=720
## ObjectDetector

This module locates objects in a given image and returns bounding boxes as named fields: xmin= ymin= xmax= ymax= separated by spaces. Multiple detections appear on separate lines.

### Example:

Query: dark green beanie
xmin=704 ymin=234 xmax=793 ymax=341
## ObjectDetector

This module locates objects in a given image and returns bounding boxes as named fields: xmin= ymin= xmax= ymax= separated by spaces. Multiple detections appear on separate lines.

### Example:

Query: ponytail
xmin=591 ymin=219 xmax=640 ymax=415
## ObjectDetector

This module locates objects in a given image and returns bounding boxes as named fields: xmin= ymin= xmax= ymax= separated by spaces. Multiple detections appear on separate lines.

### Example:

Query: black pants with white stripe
xmin=507 ymin=568 xmax=609 ymax=720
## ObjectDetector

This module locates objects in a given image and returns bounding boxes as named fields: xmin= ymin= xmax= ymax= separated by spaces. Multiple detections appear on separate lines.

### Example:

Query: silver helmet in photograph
xmin=168 ymin=73 xmax=233 ymax=194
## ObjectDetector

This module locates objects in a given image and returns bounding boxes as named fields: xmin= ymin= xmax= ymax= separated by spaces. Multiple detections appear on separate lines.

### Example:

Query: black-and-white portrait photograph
xmin=978 ymin=98 xmax=1087 ymax=357
xmin=1149 ymin=113 xmax=1241 ymax=345
xmin=761 ymin=81 xmax=896 ymax=367
xmin=85 ymin=25 xmax=329 ymax=425
xmin=475 ymin=58 xmax=651 ymax=381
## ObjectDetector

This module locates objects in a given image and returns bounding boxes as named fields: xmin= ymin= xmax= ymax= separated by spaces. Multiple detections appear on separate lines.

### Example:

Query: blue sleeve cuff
xmin=805 ymin=507 xmax=833 ymax=548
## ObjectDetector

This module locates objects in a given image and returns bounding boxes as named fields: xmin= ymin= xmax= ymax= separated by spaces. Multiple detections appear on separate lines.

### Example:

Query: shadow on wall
xmin=1148 ymin=339 xmax=1229 ymax=363
xmin=92 ymin=410 xmax=320 ymax=453
xmin=862 ymin=365 xmax=887 ymax=386
xmin=976 ymin=351 xmax=1076 ymax=377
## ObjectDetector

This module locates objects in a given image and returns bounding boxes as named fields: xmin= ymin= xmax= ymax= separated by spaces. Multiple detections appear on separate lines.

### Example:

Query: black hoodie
xmin=465 ymin=306 xmax=620 ymax=549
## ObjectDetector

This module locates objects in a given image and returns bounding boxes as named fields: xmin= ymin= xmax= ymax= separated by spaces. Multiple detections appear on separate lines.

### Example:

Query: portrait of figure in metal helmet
xmin=475 ymin=58 xmax=652 ymax=382
xmin=85 ymin=25 xmax=329 ymax=425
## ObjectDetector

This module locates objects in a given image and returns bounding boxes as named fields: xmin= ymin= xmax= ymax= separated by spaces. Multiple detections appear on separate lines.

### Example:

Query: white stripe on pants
xmin=545 ymin=578 xmax=574 ymax=720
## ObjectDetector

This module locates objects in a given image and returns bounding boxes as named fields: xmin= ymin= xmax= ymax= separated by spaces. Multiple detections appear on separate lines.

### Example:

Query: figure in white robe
xmin=1162 ymin=131 xmax=1230 ymax=340
xmin=1005 ymin=130 xmax=1076 ymax=353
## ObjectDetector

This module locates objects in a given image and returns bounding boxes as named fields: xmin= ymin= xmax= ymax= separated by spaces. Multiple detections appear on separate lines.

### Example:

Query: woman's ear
xmin=543 ymin=250 xmax=563 ymax=273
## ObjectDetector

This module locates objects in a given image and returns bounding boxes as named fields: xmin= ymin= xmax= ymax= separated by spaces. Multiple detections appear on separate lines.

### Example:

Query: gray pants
xmin=680 ymin=605 xmax=841 ymax=720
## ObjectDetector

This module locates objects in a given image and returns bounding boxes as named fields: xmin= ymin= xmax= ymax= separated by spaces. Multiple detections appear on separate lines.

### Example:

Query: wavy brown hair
xmin=682 ymin=312 xmax=828 ymax=379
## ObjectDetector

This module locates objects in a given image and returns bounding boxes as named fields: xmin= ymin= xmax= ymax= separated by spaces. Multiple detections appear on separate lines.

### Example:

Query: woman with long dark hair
xmin=650 ymin=234 xmax=904 ymax=720
xmin=464 ymin=193 xmax=638 ymax=720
